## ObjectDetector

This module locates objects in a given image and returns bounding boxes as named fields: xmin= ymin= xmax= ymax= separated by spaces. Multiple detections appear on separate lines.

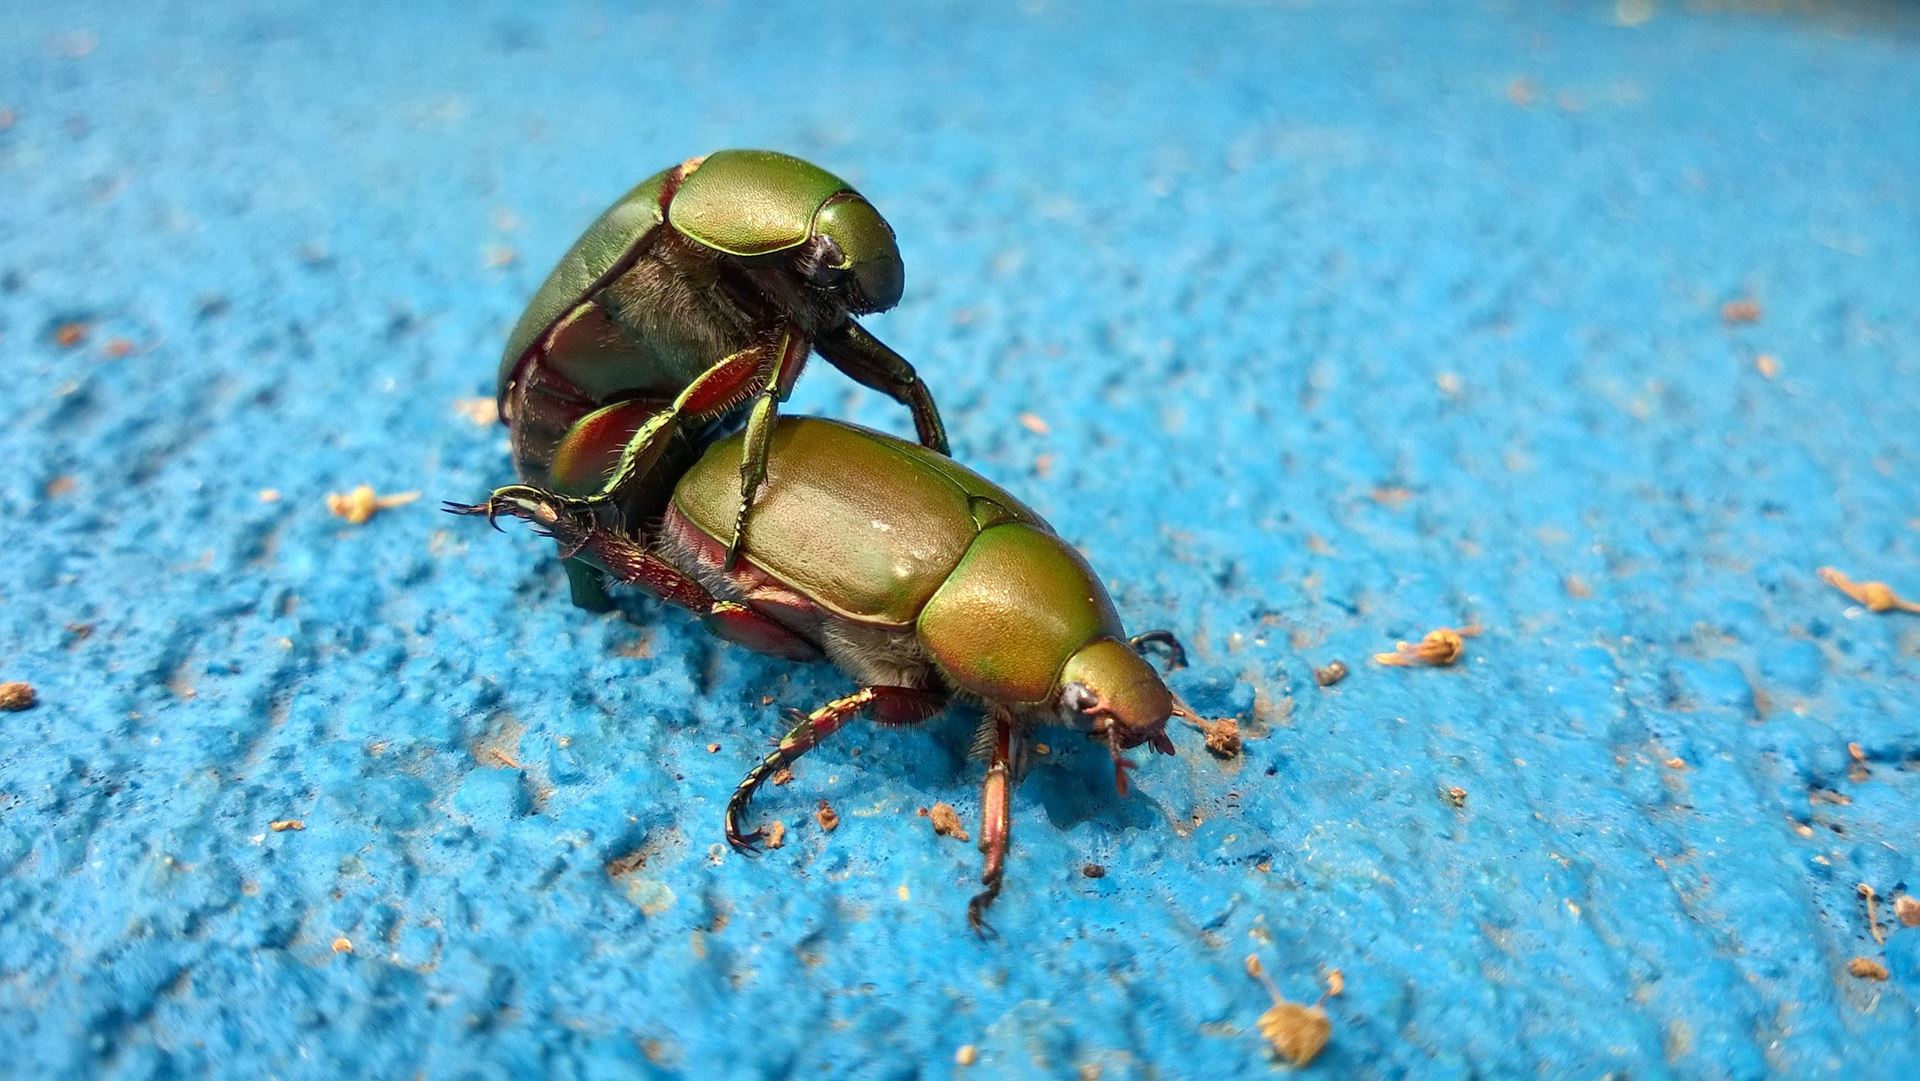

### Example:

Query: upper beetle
xmin=492 ymin=150 xmax=948 ymax=610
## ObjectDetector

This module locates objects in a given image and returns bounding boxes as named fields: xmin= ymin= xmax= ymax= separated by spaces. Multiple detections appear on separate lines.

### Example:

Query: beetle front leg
xmin=814 ymin=320 xmax=949 ymax=455
xmin=725 ymin=327 xmax=809 ymax=569
xmin=967 ymin=710 xmax=1020 ymax=936
xmin=726 ymin=685 xmax=946 ymax=853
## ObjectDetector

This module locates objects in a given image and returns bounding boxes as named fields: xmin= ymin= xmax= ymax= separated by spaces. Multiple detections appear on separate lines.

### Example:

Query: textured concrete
xmin=3 ymin=1 xmax=1918 ymax=1077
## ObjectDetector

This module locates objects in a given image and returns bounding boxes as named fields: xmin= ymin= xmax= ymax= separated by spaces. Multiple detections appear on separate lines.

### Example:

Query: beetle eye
xmin=802 ymin=235 xmax=848 ymax=284
xmin=1061 ymin=682 xmax=1100 ymax=714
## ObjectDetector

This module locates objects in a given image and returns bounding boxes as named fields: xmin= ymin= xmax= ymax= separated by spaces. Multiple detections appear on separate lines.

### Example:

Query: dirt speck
xmin=1443 ymin=786 xmax=1468 ymax=809
xmin=1819 ymin=566 xmax=1920 ymax=614
xmin=1721 ymin=299 xmax=1762 ymax=324
xmin=1894 ymin=895 xmax=1920 ymax=927
xmin=1082 ymin=864 xmax=1106 ymax=879
xmin=764 ymin=820 xmax=786 ymax=849
xmin=0 ymin=682 xmax=36 ymax=711
xmin=954 ymin=1045 xmax=978 ymax=1067
xmin=331 ymin=937 xmax=353 ymax=954
xmin=269 ymin=819 xmax=304 ymax=832
xmin=1313 ymin=661 xmax=1348 ymax=687
xmin=1847 ymin=957 xmax=1888 ymax=981
xmin=929 ymin=802 xmax=969 ymax=842
xmin=814 ymin=800 xmax=839 ymax=832
xmin=53 ymin=322 xmax=88 ymax=348
xmin=326 ymin=485 xmax=419 ymax=525
xmin=1375 ymin=624 xmax=1480 ymax=667
xmin=1018 ymin=412 xmax=1050 ymax=435
xmin=1247 ymin=955 xmax=1331 ymax=1066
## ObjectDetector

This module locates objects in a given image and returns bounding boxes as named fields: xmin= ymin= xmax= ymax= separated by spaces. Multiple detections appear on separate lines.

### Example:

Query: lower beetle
xmin=454 ymin=408 xmax=1192 ymax=931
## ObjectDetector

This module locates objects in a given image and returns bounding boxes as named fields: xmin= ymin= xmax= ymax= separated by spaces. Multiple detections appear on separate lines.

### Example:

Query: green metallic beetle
xmin=454 ymin=407 xmax=1190 ymax=932
xmin=491 ymin=149 xmax=948 ymax=612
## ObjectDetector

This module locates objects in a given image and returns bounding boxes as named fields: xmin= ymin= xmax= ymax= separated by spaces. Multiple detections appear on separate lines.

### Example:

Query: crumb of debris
xmin=487 ymin=747 xmax=522 ymax=769
xmin=1506 ymin=77 xmax=1536 ymax=106
xmin=1324 ymin=969 xmax=1345 ymax=998
xmin=1078 ymin=1065 xmax=1101 ymax=1081
xmin=331 ymin=937 xmax=354 ymax=954
xmin=53 ymin=322 xmax=88 ymax=348
xmin=1245 ymin=955 xmax=1331 ymax=1066
xmin=1665 ymin=757 xmax=1687 ymax=770
xmin=1895 ymin=895 xmax=1920 ymax=927
xmin=1564 ymin=575 xmax=1593 ymax=598
xmin=43 ymin=476 xmax=75 ymax=498
xmin=955 ymin=1045 xmax=978 ymax=1067
xmin=269 ymin=819 xmax=304 ymax=832
xmin=814 ymin=800 xmax=839 ymax=832
xmin=1847 ymin=957 xmax=1888 ymax=981
xmin=764 ymin=820 xmax=786 ymax=849
xmin=258 ymin=488 xmax=281 ymax=503
xmin=1754 ymin=354 xmax=1780 ymax=379
xmin=100 ymin=337 xmax=134 ymax=359
xmin=65 ymin=622 xmax=93 ymax=640
xmin=1018 ymin=412 xmax=1050 ymax=435
xmin=1435 ymin=371 xmax=1463 ymax=396
xmin=706 ymin=742 xmax=720 ymax=754
xmin=1721 ymin=299 xmax=1762 ymax=324
xmin=1818 ymin=566 xmax=1920 ymax=614
xmin=1032 ymin=742 xmax=1050 ymax=756
xmin=1443 ymin=786 xmax=1468 ymax=808
xmin=453 ymin=397 xmax=497 ymax=425
xmin=483 ymin=244 xmax=518 ymax=269
xmin=1313 ymin=661 xmax=1348 ymax=687
xmin=1859 ymin=884 xmax=1886 ymax=945
xmin=1083 ymin=864 xmax=1106 ymax=879
xmin=1375 ymin=624 xmax=1481 ymax=667
xmin=1034 ymin=453 xmax=1054 ymax=476
xmin=928 ymin=802 xmax=970 ymax=841
xmin=326 ymin=485 xmax=420 ymax=525
xmin=1847 ymin=742 xmax=1869 ymax=782
xmin=1369 ymin=486 xmax=1413 ymax=507
xmin=1202 ymin=717 xmax=1242 ymax=759
xmin=772 ymin=767 xmax=794 ymax=786
xmin=0 ymin=682 xmax=35 ymax=711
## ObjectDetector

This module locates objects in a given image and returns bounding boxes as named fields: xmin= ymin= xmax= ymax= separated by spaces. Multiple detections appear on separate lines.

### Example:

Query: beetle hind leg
xmin=725 ymin=685 xmax=945 ymax=853
xmin=967 ymin=710 xmax=1020 ymax=937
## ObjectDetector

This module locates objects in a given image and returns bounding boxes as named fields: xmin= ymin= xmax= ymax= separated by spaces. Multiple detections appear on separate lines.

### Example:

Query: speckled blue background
xmin=4 ymin=1 xmax=1918 ymax=1077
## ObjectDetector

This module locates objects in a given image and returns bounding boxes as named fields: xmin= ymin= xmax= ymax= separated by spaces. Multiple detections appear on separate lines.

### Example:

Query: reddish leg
xmin=726 ymin=685 xmax=947 ymax=853
xmin=968 ymin=711 xmax=1020 ymax=936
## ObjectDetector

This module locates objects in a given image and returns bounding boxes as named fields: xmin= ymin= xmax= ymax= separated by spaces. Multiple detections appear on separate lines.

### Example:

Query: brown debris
xmin=1847 ymin=957 xmax=1888 ymax=982
xmin=1818 ymin=567 xmax=1920 ymax=614
xmin=331 ymin=937 xmax=354 ymax=954
xmin=269 ymin=819 xmax=304 ymax=832
xmin=1859 ymin=884 xmax=1886 ymax=945
xmin=1082 ymin=864 xmax=1107 ymax=879
xmin=1665 ymin=757 xmax=1687 ymax=771
xmin=764 ymin=820 xmax=786 ymax=849
xmin=326 ymin=485 xmax=420 ymax=525
xmin=1443 ymin=786 xmax=1468 ymax=809
xmin=1245 ymin=955 xmax=1331 ymax=1067
xmin=954 ymin=1045 xmax=978 ymax=1067
xmin=0 ymin=682 xmax=35 ymax=711
xmin=1847 ymin=743 xmax=1870 ymax=783
xmin=1564 ymin=575 xmax=1594 ymax=599
xmin=1018 ymin=412 xmax=1050 ymax=435
xmin=1506 ymin=78 xmax=1537 ymax=107
xmin=100 ymin=337 xmax=135 ymax=359
xmin=53 ymin=322 xmax=89 ymax=348
xmin=1894 ymin=895 xmax=1920 ymax=928
xmin=1375 ymin=624 xmax=1481 ymax=668
xmin=258 ymin=488 xmax=281 ymax=503
xmin=771 ymin=767 xmax=794 ymax=786
xmin=1186 ymin=715 xmax=1241 ymax=759
xmin=1324 ymin=969 xmax=1345 ymax=998
xmin=1753 ymin=354 xmax=1780 ymax=379
xmin=1721 ymin=299 xmax=1762 ymax=324
xmin=814 ymin=800 xmax=839 ymax=832
xmin=928 ymin=802 xmax=969 ymax=842
xmin=1313 ymin=661 xmax=1348 ymax=687
xmin=705 ymin=743 xmax=721 ymax=754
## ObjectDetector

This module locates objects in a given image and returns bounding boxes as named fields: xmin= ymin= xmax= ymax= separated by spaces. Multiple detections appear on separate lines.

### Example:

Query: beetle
xmin=452 ymin=407 xmax=1192 ymax=932
xmin=491 ymin=149 xmax=949 ymax=612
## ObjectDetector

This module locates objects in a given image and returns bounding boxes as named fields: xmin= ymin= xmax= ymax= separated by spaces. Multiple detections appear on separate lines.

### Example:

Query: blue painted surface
xmin=3 ymin=1 xmax=1918 ymax=1076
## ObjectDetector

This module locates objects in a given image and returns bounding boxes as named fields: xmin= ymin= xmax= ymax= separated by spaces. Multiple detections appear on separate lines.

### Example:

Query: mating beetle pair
xmin=459 ymin=150 xmax=1192 ymax=931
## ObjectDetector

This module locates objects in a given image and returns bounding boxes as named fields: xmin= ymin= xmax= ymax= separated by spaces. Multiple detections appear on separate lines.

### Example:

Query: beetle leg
xmin=725 ymin=327 xmax=810 ymax=569
xmin=968 ymin=710 xmax=1019 ymax=937
xmin=814 ymin=319 xmax=949 ymax=455
xmin=725 ymin=685 xmax=945 ymax=853
xmin=1128 ymin=629 xmax=1189 ymax=672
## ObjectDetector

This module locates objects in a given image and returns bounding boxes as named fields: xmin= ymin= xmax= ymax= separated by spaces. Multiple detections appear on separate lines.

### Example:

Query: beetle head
xmin=1055 ymin=637 xmax=1178 ymax=794
xmin=802 ymin=192 xmax=904 ymax=313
